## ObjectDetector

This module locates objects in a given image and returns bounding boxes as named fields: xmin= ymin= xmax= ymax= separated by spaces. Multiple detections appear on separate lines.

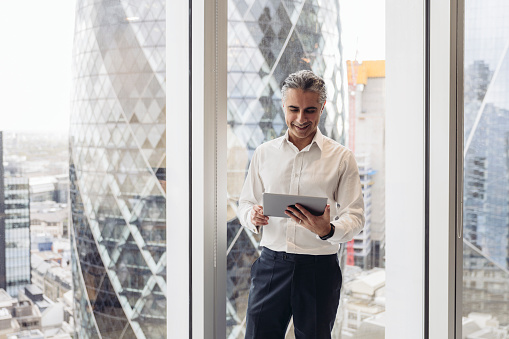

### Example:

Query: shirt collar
xmin=277 ymin=128 xmax=324 ymax=151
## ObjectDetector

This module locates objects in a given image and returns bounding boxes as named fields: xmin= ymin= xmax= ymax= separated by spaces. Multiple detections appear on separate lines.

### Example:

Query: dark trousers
xmin=245 ymin=247 xmax=342 ymax=339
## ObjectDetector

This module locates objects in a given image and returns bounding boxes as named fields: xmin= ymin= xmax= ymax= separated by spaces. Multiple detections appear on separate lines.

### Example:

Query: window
xmin=462 ymin=0 xmax=509 ymax=333
xmin=225 ymin=1 xmax=387 ymax=337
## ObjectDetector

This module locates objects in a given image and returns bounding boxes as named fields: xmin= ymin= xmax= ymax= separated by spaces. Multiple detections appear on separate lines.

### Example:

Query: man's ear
xmin=321 ymin=101 xmax=326 ymax=113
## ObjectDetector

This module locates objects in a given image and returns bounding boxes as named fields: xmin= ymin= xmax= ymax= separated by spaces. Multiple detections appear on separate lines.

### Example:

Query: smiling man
xmin=238 ymin=70 xmax=365 ymax=339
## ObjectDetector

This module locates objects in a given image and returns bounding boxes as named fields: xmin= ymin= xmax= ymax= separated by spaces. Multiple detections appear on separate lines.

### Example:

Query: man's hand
xmin=251 ymin=205 xmax=269 ymax=227
xmin=285 ymin=204 xmax=331 ymax=237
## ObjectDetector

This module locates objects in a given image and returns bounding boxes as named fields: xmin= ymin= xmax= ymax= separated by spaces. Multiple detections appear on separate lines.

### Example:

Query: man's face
xmin=283 ymin=88 xmax=324 ymax=148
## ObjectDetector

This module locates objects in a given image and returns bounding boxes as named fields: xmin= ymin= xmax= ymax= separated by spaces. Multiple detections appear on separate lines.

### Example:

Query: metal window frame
xmin=167 ymin=0 xmax=227 ymax=338
xmin=168 ymin=0 xmax=466 ymax=337
xmin=427 ymin=0 xmax=464 ymax=337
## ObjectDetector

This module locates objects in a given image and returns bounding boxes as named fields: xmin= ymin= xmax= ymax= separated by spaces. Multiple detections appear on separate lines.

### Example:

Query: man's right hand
xmin=251 ymin=205 xmax=269 ymax=227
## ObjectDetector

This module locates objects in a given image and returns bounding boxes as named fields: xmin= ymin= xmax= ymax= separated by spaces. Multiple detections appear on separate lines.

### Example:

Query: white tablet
xmin=263 ymin=192 xmax=327 ymax=218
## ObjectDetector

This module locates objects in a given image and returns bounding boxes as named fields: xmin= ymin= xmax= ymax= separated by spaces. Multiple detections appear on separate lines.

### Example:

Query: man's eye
xmin=290 ymin=109 xmax=299 ymax=112
xmin=306 ymin=110 xmax=316 ymax=114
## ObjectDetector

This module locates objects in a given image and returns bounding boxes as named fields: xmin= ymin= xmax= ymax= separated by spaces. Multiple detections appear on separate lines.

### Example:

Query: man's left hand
xmin=285 ymin=204 xmax=331 ymax=238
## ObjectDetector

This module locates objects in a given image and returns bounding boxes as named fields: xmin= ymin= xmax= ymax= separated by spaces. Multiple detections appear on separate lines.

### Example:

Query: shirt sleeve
xmin=327 ymin=150 xmax=365 ymax=244
xmin=237 ymin=148 xmax=264 ymax=234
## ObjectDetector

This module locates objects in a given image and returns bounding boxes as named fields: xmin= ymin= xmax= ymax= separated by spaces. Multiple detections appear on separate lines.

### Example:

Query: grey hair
xmin=281 ymin=70 xmax=327 ymax=106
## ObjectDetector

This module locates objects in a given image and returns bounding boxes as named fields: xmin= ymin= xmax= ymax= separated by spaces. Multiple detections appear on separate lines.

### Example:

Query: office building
xmin=70 ymin=0 xmax=166 ymax=338
xmin=0 ymin=132 xmax=31 ymax=298
xmin=226 ymin=0 xmax=347 ymax=336
xmin=346 ymin=60 xmax=386 ymax=269
xmin=351 ymin=153 xmax=374 ymax=269
xmin=30 ymin=201 xmax=69 ymax=240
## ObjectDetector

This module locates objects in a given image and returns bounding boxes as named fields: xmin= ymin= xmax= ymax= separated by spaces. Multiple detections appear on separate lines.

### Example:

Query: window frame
xmin=167 ymin=0 xmax=466 ymax=337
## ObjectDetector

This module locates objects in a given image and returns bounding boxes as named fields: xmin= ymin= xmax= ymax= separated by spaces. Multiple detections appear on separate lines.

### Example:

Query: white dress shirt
xmin=238 ymin=128 xmax=365 ymax=255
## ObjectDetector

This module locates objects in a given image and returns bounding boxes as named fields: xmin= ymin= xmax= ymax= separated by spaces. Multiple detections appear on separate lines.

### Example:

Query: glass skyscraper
xmin=0 ymin=132 xmax=31 ymax=298
xmin=69 ymin=1 xmax=166 ymax=338
xmin=3 ymin=177 xmax=31 ymax=298
xmin=462 ymin=0 xmax=509 ymax=325
xmin=226 ymin=0 xmax=347 ymax=336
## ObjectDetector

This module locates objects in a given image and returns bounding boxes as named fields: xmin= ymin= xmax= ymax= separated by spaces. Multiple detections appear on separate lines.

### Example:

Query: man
xmin=238 ymin=70 xmax=365 ymax=339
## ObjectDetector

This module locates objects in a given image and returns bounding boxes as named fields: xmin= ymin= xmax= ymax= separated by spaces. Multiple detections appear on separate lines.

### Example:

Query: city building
xmin=2 ymin=178 xmax=31 ymax=298
xmin=0 ymin=287 xmax=71 ymax=339
xmin=28 ymin=177 xmax=58 ymax=203
xmin=18 ymin=285 xmax=66 ymax=334
xmin=340 ymin=268 xmax=385 ymax=337
xmin=54 ymin=174 xmax=69 ymax=204
xmin=0 ymin=132 xmax=31 ymax=298
xmin=225 ymin=0 xmax=348 ymax=336
xmin=0 ymin=288 xmax=20 ymax=339
xmin=0 ymin=307 xmax=21 ymax=338
xmin=349 ymin=154 xmax=375 ymax=269
xmin=69 ymin=0 xmax=166 ymax=338
xmin=7 ymin=330 xmax=45 ymax=339
xmin=27 ymin=175 xmax=68 ymax=204
xmin=31 ymin=254 xmax=72 ymax=303
xmin=30 ymin=201 xmax=69 ymax=240
xmin=11 ymin=299 xmax=42 ymax=332
xmin=462 ymin=0 xmax=509 ymax=324
xmin=346 ymin=60 xmax=386 ymax=269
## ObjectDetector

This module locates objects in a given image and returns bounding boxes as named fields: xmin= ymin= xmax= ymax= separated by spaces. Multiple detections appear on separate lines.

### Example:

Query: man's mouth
xmin=293 ymin=123 xmax=311 ymax=131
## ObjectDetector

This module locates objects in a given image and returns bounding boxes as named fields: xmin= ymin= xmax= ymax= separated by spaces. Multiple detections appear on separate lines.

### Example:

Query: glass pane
xmin=69 ymin=0 xmax=167 ymax=338
xmin=226 ymin=0 xmax=386 ymax=337
xmin=0 ymin=1 xmax=166 ymax=337
xmin=462 ymin=0 xmax=509 ymax=335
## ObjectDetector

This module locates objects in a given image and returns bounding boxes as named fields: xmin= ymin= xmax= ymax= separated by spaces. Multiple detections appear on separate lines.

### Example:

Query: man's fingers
xmin=253 ymin=214 xmax=267 ymax=222
xmin=253 ymin=205 xmax=263 ymax=213
xmin=251 ymin=205 xmax=269 ymax=226
xmin=253 ymin=206 xmax=267 ymax=217
xmin=284 ymin=210 xmax=300 ymax=223
xmin=251 ymin=214 xmax=267 ymax=225
xmin=287 ymin=205 xmax=305 ymax=220
xmin=294 ymin=204 xmax=312 ymax=218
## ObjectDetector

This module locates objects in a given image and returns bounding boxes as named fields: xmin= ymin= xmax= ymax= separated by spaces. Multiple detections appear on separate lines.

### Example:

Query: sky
xmin=0 ymin=0 xmax=385 ymax=133
xmin=0 ymin=0 xmax=76 ymax=133
xmin=340 ymin=0 xmax=386 ymax=61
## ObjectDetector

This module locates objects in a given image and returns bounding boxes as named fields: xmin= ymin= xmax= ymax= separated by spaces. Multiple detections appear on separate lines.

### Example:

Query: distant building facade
xmin=352 ymin=153 xmax=375 ymax=269
xmin=0 ymin=132 xmax=31 ymax=298
xmin=70 ymin=0 xmax=166 ymax=338
xmin=346 ymin=60 xmax=386 ymax=269
xmin=30 ymin=201 xmax=69 ymax=240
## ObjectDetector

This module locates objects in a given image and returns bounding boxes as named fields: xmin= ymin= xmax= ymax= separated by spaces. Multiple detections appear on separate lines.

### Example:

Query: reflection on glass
xmin=462 ymin=0 xmax=509 ymax=335
xmin=225 ymin=0 xmax=363 ymax=337
xmin=69 ymin=0 xmax=166 ymax=338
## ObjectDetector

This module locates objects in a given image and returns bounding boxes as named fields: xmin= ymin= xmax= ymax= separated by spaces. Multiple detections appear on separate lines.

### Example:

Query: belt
xmin=261 ymin=247 xmax=337 ymax=263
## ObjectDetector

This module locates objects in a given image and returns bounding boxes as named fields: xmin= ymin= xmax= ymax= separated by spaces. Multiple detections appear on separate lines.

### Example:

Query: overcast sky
xmin=0 ymin=0 xmax=384 ymax=133
xmin=0 ymin=0 xmax=76 ymax=133
xmin=340 ymin=0 xmax=385 ymax=61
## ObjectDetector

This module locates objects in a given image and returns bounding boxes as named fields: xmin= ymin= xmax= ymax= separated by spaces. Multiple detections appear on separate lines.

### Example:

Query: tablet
xmin=263 ymin=192 xmax=327 ymax=218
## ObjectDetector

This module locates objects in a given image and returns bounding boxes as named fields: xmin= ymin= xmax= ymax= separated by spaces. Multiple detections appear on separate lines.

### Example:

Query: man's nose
xmin=296 ymin=111 xmax=306 ymax=122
